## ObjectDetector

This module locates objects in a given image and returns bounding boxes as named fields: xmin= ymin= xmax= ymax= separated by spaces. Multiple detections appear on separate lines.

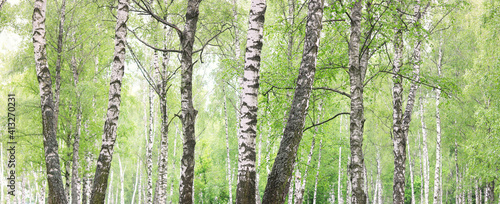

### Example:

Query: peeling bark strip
xmin=236 ymin=0 xmax=267 ymax=203
xmin=89 ymin=0 xmax=129 ymax=203
xmin=32 ymin=0 xmax=68 ymax=203
xmin=261 ymin=0 xmax=324 ymax=202
xmin=179 ymin=0 xmax=202 ymax=203
xmin=348 ymin=0 xmax=367 ymax=203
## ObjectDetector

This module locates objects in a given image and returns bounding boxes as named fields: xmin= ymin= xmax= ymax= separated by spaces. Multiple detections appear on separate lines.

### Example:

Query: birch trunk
xmin=391 ymin=0 xmax=406 ymax=201
xmin=338 ymin=147 xmax=344 ymax=204
xmin=295 ymin=107 xmax=321 ymax=204
xmin=237 ymin=0 xmax=267 ymax=202
xmin=54 ymin=0 xmax=65 ymax=125
xmin=455 ymin=140 xmax=461 ymax=204
xmin=32 ymin=0 xmax=67 ymax=202
xmin=312 ymin=140 xmax=323 ymax=204
xmin=476 ymin=180 xmax=481 ymax=204
xmin=146 ymin=87 xmax=154 ymax=204
xmin=256 ymin=132 xmax=262 ymax=204
xmin=108 ymin=170 xmax=114 ymax=204
xmin=420 ymin=94 xmax=429 ymax=204
xmin=376 ymin=150 xmax=382 ymax=204
xmin=178 ymin=1 xmax=202 ymax=203
xmin=223 ymin=90 xmax=233 ymax=204
xmin=262 ymin=0 xmax=324 ymax=201
xmin=346 ymin=156 xmax=352 ymax=204
xmin=486 ymin=181 xmax=495 ymax=204
xmin=156 ymin=49 xmax=169 ymax=204
xmin=119 ymin=156 xmax=125 ymax=204
xmin=71 ymin=56 xmax=82 ymax=204
xmin=432 ymin=39 xmax=443 ymax=204
xmin=89 ymin=0 xmax=129 ymax=202
xmin=348 ymin=0 xmax=367 ymax=203
xmin=131 ymin=159 xmax=140 ymax=204
xmin=408 ymin=138 xmax=415 ymax=204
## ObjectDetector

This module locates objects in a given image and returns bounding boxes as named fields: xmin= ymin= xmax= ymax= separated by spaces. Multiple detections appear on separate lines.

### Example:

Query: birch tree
xmin=236 ymin=0 xmax=267 ymax=203
xmin=89 ymin=0 xmax=129 ymax=202
xmin=262 ymin=0 xmax=325 ymax=202
xmin=32 ymin=0 xmax=68 ymax=202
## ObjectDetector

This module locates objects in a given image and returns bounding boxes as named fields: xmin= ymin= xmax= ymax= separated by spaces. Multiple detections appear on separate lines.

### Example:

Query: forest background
xmin=0 ymin=0 xmax=499 ymax=203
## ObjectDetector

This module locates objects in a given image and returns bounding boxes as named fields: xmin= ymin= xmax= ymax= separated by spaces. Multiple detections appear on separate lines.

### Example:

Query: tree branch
xmin=303 ymin=112 xmax=350 ymax=132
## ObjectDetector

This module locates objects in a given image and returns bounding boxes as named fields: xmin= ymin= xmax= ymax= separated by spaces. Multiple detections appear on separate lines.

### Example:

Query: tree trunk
xmin=420 ymin=95 xmax=429 ymax=204
xmin=262 ymin=0 xmax=324 ymax=202
xmin=32 ymin=0 xmax=68 ymax=202
xmin=237 ymin=0 xmax=267 ymax=203
xmin=346 ymin=156 xmax=352 ymax=204
xmin=89 ymin=0 xmax=129 ymax=202
xmin=146 ymin=87 xmax=154 ymax=204
xmin=338 ymin=147 xmax=344 ymax=204
xmin=312 ymin=140 xmax=323 ymax=204
xmin=348 ymin=0 xmax=366 ymax=203
xmin=455 ymin=140 xmax=461 ymax=204
xmin=257 ymin=132 xmax=262 ymax=204
xmin=391 ymin=0 xmax=405 ymax=201
xmin=432 ymin=38 xmax=443 ymax=204
xmin=155 ymin=49 xmax=170 ymax=204
xmin=119 ymin=156 xmax=125 ymax=204
xmin=70 ymin=55 xmax=82 ymax=204
xmin=408 ymin=138 xmax=415 ymax=204
xmin=178 ymin=1 xmax=202 ymax=203
xmin=295 ymin=106 xmax=321 ymax=204
xmin=223 ymin=90 xmax=234 ymax=204
xmin=54 ymin=0 xmax=65 ymax=126
xmin=486 ymin=181 xmax=495 ymax=204
xmin=131 ymin=159 xmax=140 ymax=204
xmin=376 ymin=150 xmax=382 ymax=204
xmin=108 ymin=170 xmax=114 ymax=204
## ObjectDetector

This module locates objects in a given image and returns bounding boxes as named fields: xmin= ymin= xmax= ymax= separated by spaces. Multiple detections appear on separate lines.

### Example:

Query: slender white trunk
xmin=376 ymin=150 xmax=382 ymax=204
xmin=169 ymin=123 xmax=179 ymax=203
xmin=455 ymin=140 xmax=461 ymax=204
xmin=408 ymin=138 xmax=415 ymax=204
xmin=131 ymin=159 xmax=140 ymax=204
xmin=146 ymin=87 xmax=154 ymax=204
xmin=119 ymin=156 xmax=125 ymax=204
xmin=257 ymin=132 xmax=262 ymax=204
xmin=329 ymin=185 xmax=336 ymax=204
xmin=223 ymin=91 xmax=233 ymax=204
xmin=338 ymin=147 xmax=344 ymax=204
xmin=346 ymin=156 xmax=352 ymax=204
xmin=107 ymin=170 xmax=113 ymax=204
xmin=432 ymin=40 xmax=443 ymax=204
xmin=420 ymin=94 xmax=429 ymax=204
xmin=313 ymin=140 xmax=323 ymax=204
xmin=138 ymin=166 xmax=142 ymax=204
xmin=288 ymin=164 xmax=296 ymax=204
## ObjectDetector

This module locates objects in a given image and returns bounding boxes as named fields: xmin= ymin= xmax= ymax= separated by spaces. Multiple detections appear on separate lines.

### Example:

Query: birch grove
xmin=2 ymin=0 xmax=497 ymax=203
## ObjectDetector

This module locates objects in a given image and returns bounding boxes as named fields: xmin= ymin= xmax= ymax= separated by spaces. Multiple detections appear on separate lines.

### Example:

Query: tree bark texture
xmin=237 ymin=0 xmax=267 ymax=203
xmin=89 ymin=0 xmax=129 ymax=202
xmin=146 ymin=87 xmax=154 ymax=204
xmin=432 ymin=39 xmax=443 ymax=204
xmin=391 ymin=0 xmax=405 ymax=202
xmin=348 ymin=0 xmax=366 ymax=203
xmin=155 ymin=49 xmax=169 ymax=204
xmin=32 ymin=0 xmax=68 ymax=202
xmin=179 ymin=1 xmax=202 ymax=203
xmin=338 ymin=146 xmax=344 ymax=204
xmin=420 ymin=95 xmax=429 ymax=204
xmin=262 ymin=0 xmax=324 ymax=202
xmin=71 ymin=57 xmax=82 ymax=204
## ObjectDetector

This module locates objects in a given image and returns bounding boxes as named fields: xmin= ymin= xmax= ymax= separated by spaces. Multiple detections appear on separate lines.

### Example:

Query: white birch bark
xmin=131 ymin=159 xmax=140 ymax=204
xmin=90 ymin=0 xmax=129 ymax=202
xmin=420 ymin=94 xmax=430 ymax=204
xmin=32 ymin=0 xmax=68 ymax=202
xmin=178 ymin=1 xmax=202 ymax=203
xmin=338 ymin=147 xmax=344 ymax=204
xmin=118 ymin=156 xmax=125 ymax=204
xmin=432 ymin=39 xmax=443 ymax=204
xmin=237 ymin=0 xmax=267 ymax=202
xmin=223 ymin=91 xmax=233 ymax=204
xmin=408 ymin=138 xmax=415 ymax=204
xmin=146 ymin=87 xmax=154 ymax=204
xmin=313 ymin=140 xmax=323 ymax=204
